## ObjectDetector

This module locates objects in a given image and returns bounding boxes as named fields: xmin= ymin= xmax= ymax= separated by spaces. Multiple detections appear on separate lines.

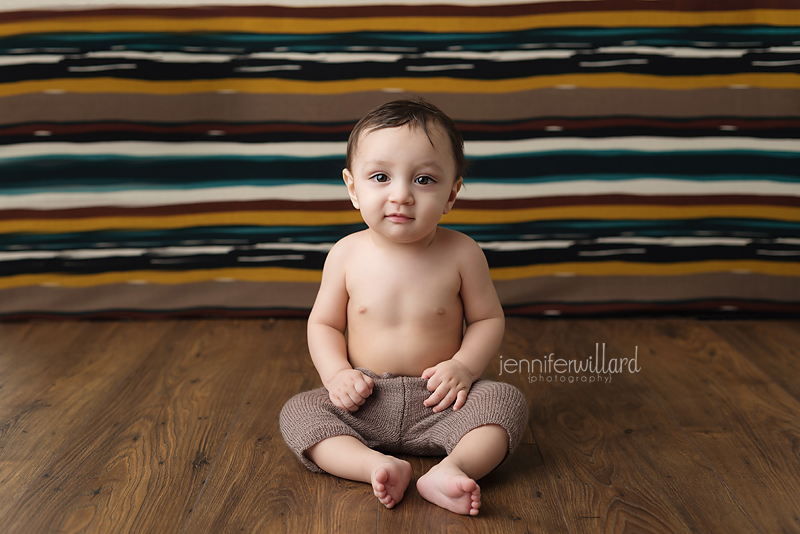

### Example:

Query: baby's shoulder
xmin=435 ymin=227 xmax=482 ymax=254
xmin=325 ymin=230 xmax=369 ymax=263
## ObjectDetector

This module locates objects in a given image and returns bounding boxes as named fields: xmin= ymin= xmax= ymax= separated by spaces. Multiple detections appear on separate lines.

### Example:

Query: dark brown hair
xmin=346 ymin=98 xmax=466 ymax=180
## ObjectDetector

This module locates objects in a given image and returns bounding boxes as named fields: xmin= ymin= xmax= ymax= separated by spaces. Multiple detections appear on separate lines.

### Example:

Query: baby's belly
xmin=347 ymin=324 xmax=463 ymax=376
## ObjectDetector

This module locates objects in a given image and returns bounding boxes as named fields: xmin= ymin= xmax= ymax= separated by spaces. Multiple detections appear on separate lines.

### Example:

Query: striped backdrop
xmin=1 ymin=0 xmax=798 ymax=319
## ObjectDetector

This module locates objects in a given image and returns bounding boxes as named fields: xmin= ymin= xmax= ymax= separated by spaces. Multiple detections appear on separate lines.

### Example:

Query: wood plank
xmin=503 ymin=318 xmax=759 ymax=534
xmin=1 ymin=319 xmax=270 ymax=534
xmin=0 ymin=322 xmax=161 ymax=519
xmin=0 ymin=321 xmax=88 ymax=416
xmin=707 ymin=320 xmax=800 ymax=402
xmin=185 ymin=319 xmax=378 ymax=534
xmin=599 ymin=318 xmax=800 ymax=534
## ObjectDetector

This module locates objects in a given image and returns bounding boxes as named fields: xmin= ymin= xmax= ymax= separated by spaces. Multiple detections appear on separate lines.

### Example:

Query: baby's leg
xmin=306 ymin=435 xmax=412 ymax=509
xmin=416 ymin=424 xmax=508 ymax=516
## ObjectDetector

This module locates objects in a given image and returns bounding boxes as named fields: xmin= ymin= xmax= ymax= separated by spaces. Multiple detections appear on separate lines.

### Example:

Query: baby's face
xmin=343 ymin=123 xmax=462 ymax=245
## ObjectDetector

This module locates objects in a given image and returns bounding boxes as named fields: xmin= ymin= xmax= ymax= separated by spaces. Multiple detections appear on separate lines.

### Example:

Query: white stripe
xmin=479 ymin=240 xmax=574 ymax=251
xmin=85 ymin=50 xmax=237 ymax=63
xmin=3 ymin=178 xmax=798 ymax=211
xmin=405 ymin=64 xmax=474 ymax=72
xmin=0 ymin=185 xmax=350 ymax=210
xmin=594 ymin=236 xmax=752 ymax=247
xmin=580 ymin=59 xmax=648 ymax=67
xmin=466 ymin=137 xmax=800 ymax=155
xmin=597 ymin=46 xmax=749 ymax=58
xmin=0 ymin=141 xmax=346 ymax=159
xmin=422 ymin=50 xmax=576 ymax=61
xmin=458 ymin=179 xmax=800 ymax=200
xmin=0 ymin=244 xmax=331 ymax=262
xmin=0 ymin=54 xmax=64 ymax=66
xmin=3 ymin=137 xmax=798 ymax=161
xmin=248 ymin=51 xmax=403 ymax=63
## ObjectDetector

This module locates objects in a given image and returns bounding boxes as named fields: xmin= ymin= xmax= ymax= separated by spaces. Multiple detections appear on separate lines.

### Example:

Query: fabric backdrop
xmin=1 ymin=0 xmax=798 ymax=319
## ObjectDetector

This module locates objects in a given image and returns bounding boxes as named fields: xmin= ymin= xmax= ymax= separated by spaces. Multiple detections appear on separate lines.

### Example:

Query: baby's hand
xmin=421 ymin=360 xmax=474 ymax=413
xmin=326 ymin=369 xmax=374 ymax=412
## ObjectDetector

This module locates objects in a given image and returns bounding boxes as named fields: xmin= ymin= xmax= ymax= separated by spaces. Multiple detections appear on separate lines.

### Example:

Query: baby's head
xmin=346 ymin=98 xmax=466 ymax=182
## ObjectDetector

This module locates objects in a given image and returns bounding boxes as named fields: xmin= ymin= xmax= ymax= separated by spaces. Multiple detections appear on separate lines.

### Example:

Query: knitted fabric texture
xmin=279 ymin=368 xmax=529 ymax=473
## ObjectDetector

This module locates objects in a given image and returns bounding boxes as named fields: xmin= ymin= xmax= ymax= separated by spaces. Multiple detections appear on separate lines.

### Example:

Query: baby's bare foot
xmin=371 ymin=457 xmax=412 ymax=509
xmin=416 ymin=461 xmax=481 ymax=515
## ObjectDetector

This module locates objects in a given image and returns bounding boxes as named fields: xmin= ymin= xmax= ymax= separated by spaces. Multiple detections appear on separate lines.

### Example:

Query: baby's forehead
xmin=357 ymin=122 xmax=449 ymax=155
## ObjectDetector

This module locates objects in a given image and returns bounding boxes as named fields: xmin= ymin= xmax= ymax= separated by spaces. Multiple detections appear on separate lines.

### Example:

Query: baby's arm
xmin=423 ymin=235 xmax=504 ymax=412
xmin=308 ymin=239 xmax=374 ymax=411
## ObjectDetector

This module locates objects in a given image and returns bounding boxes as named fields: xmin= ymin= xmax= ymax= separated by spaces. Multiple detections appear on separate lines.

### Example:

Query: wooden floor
xmin=1 ymin=317 xmax=799 ymax=533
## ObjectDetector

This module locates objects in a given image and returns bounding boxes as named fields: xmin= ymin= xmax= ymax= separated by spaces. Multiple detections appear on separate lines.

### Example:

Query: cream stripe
xmin=4 ymin=137 xmax=799 ymax=161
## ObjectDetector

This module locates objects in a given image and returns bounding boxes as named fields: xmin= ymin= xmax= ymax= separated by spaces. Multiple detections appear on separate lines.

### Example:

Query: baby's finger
xmin=433 ymin=392 xmax=457 ymax=413
xmin=421 ymin=366 xmax=437 ymax=380
xmin=353 ymin=378 xmax=372 ymax=398
xmin=424 ymin=386 xmax=445 ymax=407
xmin=425 ymin=374 xmax=443 ymax=393
xmin=362 ymin=374 xmax=375 ymax=390
xmin=453 ymin=389 xmax=468 ymax=411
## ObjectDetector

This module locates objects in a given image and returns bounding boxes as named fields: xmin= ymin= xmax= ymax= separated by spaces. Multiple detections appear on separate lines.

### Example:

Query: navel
xmin=436 ymin=307 xmax=446 ymax=315
xmin=358 ymin=306 xmax=367 ymax=314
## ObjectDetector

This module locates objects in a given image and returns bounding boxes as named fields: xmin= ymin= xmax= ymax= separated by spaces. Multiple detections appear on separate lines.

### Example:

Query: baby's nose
xmin=389 ymin=181 xmax=414 ymax=203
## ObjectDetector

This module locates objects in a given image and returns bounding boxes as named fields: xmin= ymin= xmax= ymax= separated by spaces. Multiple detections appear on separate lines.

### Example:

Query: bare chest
xmin=346 ymin=256 xmax=463 ymax=326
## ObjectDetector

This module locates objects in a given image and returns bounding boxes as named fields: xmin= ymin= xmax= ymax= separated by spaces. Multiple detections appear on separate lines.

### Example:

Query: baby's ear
xmin=342 ymin=168 xmax=360 ymax=209
xmin=443 ymin=176 xmax=463 ymax=215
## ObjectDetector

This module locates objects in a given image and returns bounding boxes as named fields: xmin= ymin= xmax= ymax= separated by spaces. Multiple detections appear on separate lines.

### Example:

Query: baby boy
xmin=280 ymin=99 xmax=528 ymax=516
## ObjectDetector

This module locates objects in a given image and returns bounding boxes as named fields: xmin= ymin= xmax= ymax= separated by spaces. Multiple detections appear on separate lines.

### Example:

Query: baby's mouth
xmin=386 ymin=213 xmax=413 ymax=222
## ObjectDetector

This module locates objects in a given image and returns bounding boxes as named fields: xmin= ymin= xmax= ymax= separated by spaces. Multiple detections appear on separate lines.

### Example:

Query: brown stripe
xmin=1 ymin=273 xmax=797 ymax=319
xmin=3 ymin=118 xmax=798 ymax=138
xmin=0 ymin=281 xmax=319 ymax=315
xmin=2 ymin=89 xmax=798 ymax=126
xmin=0 ymin=122 xmax=354 ymax=137
xmin=3 ymin=1 xmax=798 ymax=23
xmin=0 ymin=200 xmax=356 ymax=221
xmin=505 ymin=300 xmax=800 ymax=316
xmin=495 ymin=273 xmax=800 ymax=307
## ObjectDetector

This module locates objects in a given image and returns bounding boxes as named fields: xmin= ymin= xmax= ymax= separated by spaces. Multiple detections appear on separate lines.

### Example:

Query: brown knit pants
xmin=280 ymin=368 xmax=529 ymax=473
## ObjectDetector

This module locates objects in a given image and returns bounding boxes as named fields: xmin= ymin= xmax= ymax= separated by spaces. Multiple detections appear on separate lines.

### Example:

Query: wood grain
xmin=503 ymin=318 xmax=759 ymax=534
xmin=707 ymin=320 xmax=800 ymax=402
xmin=2 ymin=320 xmax=269 ymax=534
xmin=600 ymin=318 xmax=800 ymax=534
xmin=185 ymin=319 xmax=379 ymax=534
xmin=2 ymin=317 xmax=800 ymax=533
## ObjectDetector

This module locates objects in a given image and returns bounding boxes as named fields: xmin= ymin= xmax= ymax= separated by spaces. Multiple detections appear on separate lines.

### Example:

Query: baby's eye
xmin=415 ymin=175 xmax=435 ymax=185
xmin=370 ymin=173 xmax=389 ymax=183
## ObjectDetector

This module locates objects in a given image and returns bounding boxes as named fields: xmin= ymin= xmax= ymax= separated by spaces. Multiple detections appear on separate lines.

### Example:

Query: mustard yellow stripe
xmin=0 ymin=267 xmax=321 ymax=290
xmin=0 ymin=10 xmax=797 ymax=37
xmin=490 ymin=260 xmax=800 ymax=280
xmin=0 ymin=211 xmax=365 ymax=234
xmin=442 ymin=205 xmax=800 ymax=224
xmin=3 ymin=205 xmax=798 ymax=234
xmin=2 ymin=73 xmax=799 ymax=99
